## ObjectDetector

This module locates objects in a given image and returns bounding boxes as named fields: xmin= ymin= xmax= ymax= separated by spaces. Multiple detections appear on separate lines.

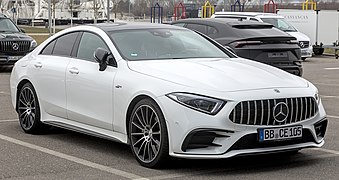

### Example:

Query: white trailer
xmin=278 ymin=9 xmax=339 ymax=56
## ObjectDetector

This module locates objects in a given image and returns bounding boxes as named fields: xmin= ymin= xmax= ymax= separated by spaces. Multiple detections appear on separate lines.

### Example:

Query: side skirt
xmin=43 ymin=120 xmax=127 ymax=144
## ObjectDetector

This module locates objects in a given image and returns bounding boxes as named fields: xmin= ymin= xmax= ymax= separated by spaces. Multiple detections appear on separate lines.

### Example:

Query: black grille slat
xmin=229 ymin=97 xmax=318 ymax=126
xmin=259 ymin=100 xmax=264 ymax=125
xmin=0 ymin=40 xmax=30 ymax=53
xmin=268 ymin=99 xmax=274 ymax=125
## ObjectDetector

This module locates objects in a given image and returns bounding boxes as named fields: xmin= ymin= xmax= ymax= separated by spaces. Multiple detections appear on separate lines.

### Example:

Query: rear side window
xmin=186 ymin=24 xmax=207 ymax=34
xmin=52 ymin=32 xmax=78 ymax=57
xmin=172 ymin=23 xmax=185 ymax=27
xmin=40 ymin=40 xmax=56 ymax=55
xmin=207 ymin=26 xmax=218 ymax=35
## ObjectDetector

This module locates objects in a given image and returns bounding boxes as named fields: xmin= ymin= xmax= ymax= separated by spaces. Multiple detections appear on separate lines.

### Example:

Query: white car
xmin=10 ymin=22 xmax=327 ymax=168
xmin=212 ymin=12 xmax=313 ymax=60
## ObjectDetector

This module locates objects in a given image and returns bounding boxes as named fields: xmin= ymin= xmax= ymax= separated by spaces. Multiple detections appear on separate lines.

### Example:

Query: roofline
xmin=214 ymin=11 xmax=284 ymax=18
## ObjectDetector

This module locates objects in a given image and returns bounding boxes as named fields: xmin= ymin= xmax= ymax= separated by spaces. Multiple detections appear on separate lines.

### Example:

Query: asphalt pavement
xmin=0 ymin=56 xmax=338 ymax=179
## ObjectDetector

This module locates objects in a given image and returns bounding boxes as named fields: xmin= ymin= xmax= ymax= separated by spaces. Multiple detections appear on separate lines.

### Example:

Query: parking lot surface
xmin=0 ymin=56 xmax=338 ymax=179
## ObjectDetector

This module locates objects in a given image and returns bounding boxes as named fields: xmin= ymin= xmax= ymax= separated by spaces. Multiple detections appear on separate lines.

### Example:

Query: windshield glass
xmin=261 ymin=18 xmax=297 ymax=32
xmin=0 ymin=18 xmax=20 ymax=32
xmin=109 ymin=29 xmax=230 ymax=61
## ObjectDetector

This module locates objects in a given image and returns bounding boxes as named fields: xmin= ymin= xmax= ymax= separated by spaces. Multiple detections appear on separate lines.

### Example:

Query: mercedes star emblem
xmin=12 ymin=43 xmax=19 ymax=51
xmin=273 ymin=102 xmax=289 ymax=123
xmin=299 ymin=42 xmax=304 ymax=48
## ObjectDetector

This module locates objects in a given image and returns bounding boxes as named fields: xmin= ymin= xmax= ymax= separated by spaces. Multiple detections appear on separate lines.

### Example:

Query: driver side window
xmin=277 ymin=20 xmax=289 ymax=29
xmin=77 ymin=32 xmax=110 ymax=62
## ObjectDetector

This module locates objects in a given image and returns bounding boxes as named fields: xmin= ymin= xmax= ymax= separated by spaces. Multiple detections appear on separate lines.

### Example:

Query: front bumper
xmin=0 ymin=55 xmax=23 ymax=65
xmin=157 ymin=88 xmax=327 ymax=159
xmin=301 ymin=46 xmax=313 ymax=58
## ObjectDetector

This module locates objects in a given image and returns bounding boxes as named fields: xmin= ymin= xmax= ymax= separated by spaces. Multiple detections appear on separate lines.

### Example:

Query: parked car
xmin=10 ymin=22 xmax=327 ymax=168
xmin=211 ymin=12 xmax=312 ymax=60
xmin=172 ymin=18 xmax=303 ymax=76
xmin=0 ymin=13 xmax=37 ymax=66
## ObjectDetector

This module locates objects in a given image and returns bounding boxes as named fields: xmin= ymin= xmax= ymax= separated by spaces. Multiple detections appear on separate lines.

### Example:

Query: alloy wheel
xmin=130 ymin=105 xmax=161 ymax=163
xmin=18 ymin=86 xmax=37 ymax=130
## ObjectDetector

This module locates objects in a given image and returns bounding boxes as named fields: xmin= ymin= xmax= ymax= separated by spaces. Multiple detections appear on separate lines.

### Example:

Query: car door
xmin=66 ymin=31 xmax=117 ymax=130
xmin=30 ymin=32 xmax=79 ymax=119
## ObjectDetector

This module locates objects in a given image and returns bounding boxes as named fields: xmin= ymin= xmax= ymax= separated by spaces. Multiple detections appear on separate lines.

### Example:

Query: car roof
xmin=173 ymin=18 xmax=273 ymax=27
xmin=213 ymin=12 xmax=284 ymax=18
xmin=172 ymin=18 xmax=293 ymax=41
xmin=89 ymin=22 xmax=185 ymax=32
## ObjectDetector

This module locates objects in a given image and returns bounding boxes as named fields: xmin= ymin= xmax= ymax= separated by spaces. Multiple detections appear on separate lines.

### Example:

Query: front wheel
xmin=129 ymin=98 xmax=169 ymax=168
xmin=17 ymin=83 xmax=46 ymax=134
xmin=301 ymin=57 xmax=307 ymax=61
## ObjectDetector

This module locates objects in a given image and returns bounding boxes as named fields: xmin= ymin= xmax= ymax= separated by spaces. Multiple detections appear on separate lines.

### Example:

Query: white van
xmin=212 ymin=12 xmax=313 ymax=60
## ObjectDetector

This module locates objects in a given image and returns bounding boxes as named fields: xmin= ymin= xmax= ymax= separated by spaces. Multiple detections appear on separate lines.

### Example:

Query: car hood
xmin=127 ymin=58 xmax=308 ymax=92
xmin=0 ymin=32 xmax=32 ymax=40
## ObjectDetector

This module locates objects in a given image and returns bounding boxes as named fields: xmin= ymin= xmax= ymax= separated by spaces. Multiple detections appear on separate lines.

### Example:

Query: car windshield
xmin=0 ymin=18 xmax=20 ymax=32
xmin=109 ymin=28 xmax=230 ymax=61
xmin=261 ymin=18 xmax=297 ymax=32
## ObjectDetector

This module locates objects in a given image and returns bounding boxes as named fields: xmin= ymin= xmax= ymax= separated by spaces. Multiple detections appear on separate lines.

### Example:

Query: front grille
xmin=229 ymin=97 xmax=318 ymax=126
xmin=0 ymin=41 xmax=31 ymax=53
xmin=299 ymin=41 xmax=309 ymax=48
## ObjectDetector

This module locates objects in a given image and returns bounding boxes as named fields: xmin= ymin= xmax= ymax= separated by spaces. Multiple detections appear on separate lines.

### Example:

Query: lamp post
xmin=107 ymin=0 xmax=110 ymax=22
xmin=94 ymin=0 xmax=97 ymax=24
xmin=70 ymin=0 xmax=73 ymax=27
xmin=128 ymin=0 xmax=130 ymax=16
xmin=48 ymin=0 xmax=51 ymax=36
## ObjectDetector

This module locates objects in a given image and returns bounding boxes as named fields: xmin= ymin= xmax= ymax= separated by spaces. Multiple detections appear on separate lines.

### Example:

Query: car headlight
xmin=30 ymin=40 xmax=37 ymax=51
xmin=166 ymin=93 xmax=226 ymax=115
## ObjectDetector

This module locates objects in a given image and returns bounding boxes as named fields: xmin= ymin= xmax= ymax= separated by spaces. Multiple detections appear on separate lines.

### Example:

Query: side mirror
xmin=94 ymin=48 xmax=110 ymax=71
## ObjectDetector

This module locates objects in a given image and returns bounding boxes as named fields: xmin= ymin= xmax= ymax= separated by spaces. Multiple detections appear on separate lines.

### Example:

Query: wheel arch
xmin=125 ymin=94 xmax=167 ymax=144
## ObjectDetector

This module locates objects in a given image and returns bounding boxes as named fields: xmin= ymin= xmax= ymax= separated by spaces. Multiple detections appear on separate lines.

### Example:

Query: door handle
xmin=34 ymin=62 xmax=42 ymax=68
xmin=69 ymin=67 xmax=79 ymax=74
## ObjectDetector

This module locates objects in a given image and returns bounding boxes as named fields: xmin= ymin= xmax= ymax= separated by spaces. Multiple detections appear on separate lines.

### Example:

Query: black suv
xmin=0 ymin=14 xmax=37 ymax=65
xmin=172 ymin=18 xmax=302 ymax=76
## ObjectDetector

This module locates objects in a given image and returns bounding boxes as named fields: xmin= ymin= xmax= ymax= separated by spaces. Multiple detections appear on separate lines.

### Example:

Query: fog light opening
xmin=181 ymin=129 xmax=233 ymax=152
xmin=314 ymin=119 xmax=328 ymax=140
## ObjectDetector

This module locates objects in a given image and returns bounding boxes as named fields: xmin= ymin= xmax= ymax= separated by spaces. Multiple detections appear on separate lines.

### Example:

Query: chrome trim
xmin=229 ymin=97 xmax=318 ymax=126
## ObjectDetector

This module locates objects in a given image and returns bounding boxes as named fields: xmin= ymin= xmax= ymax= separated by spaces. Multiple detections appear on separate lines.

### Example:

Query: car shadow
xmin=37 ymin=126 xmax=320 ymax=174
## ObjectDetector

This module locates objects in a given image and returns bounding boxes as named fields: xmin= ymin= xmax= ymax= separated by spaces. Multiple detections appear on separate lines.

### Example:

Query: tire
xmin=17 ymin=83 xmax=47 ymax=134
xmin=129 ymin=98 xmax=169 ymax=168
xmin=301 ymin=57 xmax=307 ymax=61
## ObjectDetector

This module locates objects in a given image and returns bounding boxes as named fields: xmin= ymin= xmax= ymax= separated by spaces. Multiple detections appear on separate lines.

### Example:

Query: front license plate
xmin=7 ymin=56 xmax=21 ymax=61
xmin=258 ymin=125 xmax=302 ymax=142
xmin=268 ymin=52 xmax=287 ymax=58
